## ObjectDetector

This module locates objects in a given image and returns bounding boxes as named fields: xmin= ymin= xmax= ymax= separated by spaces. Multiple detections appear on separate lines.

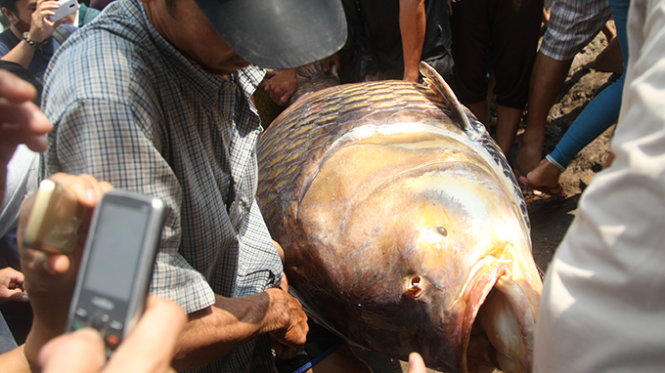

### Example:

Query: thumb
xmin=40 ymin=328 xmax=106 ymax=373
xmin=408 ymin=352 xmax=427 ymax=373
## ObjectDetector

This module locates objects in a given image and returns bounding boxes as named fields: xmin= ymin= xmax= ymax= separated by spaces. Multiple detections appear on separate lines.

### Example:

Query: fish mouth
xmin=459 ymin=256 xmax=537 ymax=373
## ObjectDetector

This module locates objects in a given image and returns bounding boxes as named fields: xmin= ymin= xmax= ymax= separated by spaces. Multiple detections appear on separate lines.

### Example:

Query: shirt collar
xmin=129 ymin=0 xmax=265 ymax=104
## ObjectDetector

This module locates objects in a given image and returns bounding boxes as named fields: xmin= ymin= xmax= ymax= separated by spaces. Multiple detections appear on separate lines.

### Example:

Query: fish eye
xmin=436 ymin=226 xmax=448 ymax=237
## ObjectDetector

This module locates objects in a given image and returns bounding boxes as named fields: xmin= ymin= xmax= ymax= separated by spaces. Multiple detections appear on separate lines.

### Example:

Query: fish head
xmin=373 ymin=164 xmax=542 ymax=373
xmin=290 ymin=123 xmax=542 ymax=372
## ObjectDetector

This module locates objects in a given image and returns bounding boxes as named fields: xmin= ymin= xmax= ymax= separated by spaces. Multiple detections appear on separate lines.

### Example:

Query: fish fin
xmin=419 ymin=62 xmax=531 ymax=232
xmin=419 ymin=62 xmax=479 ymax=134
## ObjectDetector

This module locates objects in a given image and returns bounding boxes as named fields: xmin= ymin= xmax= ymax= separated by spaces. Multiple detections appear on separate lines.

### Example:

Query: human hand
xmin=407 ymin=352 xmax=427 ymax=373
xmin=264 ymin=283 xmax=308 ymax=359
xmin=0 ymin=266 xmax=28 ymax=304
xmin=262 ymin=69 xmax=297 ymax=106
xmin=18 ymin=173 xmax=112 ymax=365
xmin=0 ymin=69 xmax=52 ymax=202
xmin=27 ymin=0 xmax=65 ymax=44
xmin=39 ymin=296 xmax=186 ymax=373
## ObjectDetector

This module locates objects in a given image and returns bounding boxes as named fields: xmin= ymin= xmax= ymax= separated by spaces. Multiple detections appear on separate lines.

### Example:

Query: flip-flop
xmin=518 ymin=175 xmax=567 ymax=199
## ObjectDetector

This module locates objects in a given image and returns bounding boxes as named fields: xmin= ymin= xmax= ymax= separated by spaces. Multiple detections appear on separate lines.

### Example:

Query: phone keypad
xmin=71 ymin=307 xmax=124 ymax=351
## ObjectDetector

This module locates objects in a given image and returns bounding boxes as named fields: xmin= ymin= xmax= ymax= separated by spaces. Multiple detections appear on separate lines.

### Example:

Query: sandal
xmin=518 ymin=175 xmax=567 ymax=199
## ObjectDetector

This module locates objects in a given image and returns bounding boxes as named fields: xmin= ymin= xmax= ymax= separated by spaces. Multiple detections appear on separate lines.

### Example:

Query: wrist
xmin=23 ymin=323 xmax=62 ymax=369
xmin=22 ymin=32 xmax=43 ymax=48
xmin=261 ymin=288 xmax=289 ymax=333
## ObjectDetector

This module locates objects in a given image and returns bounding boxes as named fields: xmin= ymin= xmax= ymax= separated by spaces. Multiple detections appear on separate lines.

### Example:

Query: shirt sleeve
xmin=45 ymin=98 xmax=216 ymax=314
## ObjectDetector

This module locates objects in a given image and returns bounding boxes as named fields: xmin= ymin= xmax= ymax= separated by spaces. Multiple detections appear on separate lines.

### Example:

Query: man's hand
xmin=264 ymin=283 xmax=308 ymax=359
xmin=27 ymin=0 xmax=65 ymax=44
xmin=0 ymin=69 xmax=52 ymax=202
xmin=0 ymin=267 xmax=28 ymax=304
xmin=39 ymin=296 xmax=186 ymax=373
xmin=19 ymin=173 xmax=112 ymax=367
xmin=261 ymin=69 xmax=297 ymax=106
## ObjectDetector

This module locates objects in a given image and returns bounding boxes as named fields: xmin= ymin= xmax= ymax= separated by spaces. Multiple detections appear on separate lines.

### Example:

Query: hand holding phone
xmin=66 ymin=189 xmax=165 ymax=356
xmin=18 ymin=173 xmax=112 ymax=367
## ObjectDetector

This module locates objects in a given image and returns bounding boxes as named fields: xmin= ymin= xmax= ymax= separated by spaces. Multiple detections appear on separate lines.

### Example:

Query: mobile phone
xmin=66 ymin=189 xmax=165 ymax=355
xmin=49 ymin=0 xmax=79 ymax=22
xmin=23 ymin=178 xmax=87 ymax=254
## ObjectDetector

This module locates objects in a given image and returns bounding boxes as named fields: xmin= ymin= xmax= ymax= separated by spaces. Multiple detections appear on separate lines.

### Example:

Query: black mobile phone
xmin=22 ymin=178 xmax=87 ymax=254
xmin=66 ymin=189 xmax=165 ymax=355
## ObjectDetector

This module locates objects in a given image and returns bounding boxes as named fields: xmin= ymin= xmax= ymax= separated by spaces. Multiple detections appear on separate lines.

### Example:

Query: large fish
xmin=256 ymin=63 xmax=542 ymax=373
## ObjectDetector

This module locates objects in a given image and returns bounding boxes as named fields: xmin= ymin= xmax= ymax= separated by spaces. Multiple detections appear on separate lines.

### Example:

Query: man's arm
xmin=399 ymin=0 xmax=426 ymax=82
xmin=172 ymin=287 xmax=307 ymax=370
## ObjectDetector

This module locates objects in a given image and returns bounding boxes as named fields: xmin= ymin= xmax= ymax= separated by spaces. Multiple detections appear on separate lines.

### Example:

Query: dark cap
xmin=193 ymin=0 xmax=348 ymax=70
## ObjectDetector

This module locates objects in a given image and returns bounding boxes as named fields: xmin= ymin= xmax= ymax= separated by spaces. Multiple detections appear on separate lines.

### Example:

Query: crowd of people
xmin=0 ymin=0 xmax=663 ymax=372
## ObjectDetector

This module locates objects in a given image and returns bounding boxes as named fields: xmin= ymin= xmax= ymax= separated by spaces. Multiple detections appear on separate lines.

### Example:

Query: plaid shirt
xmin=42 ymin=0 xmax=282 ymax=371
xmin=540 ymin=0 xmax=612 ymax=61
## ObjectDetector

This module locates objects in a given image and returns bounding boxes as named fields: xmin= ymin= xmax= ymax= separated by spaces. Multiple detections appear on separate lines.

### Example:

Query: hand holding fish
xmin=264 ymin=286 xmax=309 ymax=359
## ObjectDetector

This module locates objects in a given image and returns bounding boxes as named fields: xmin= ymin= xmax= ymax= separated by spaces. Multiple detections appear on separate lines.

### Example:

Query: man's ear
xmin=1 ymin=7 xmax=17 ymax=24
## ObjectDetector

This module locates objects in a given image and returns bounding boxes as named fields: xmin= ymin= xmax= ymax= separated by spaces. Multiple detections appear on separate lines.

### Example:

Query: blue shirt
xmin=0 ymin=24 xmax=77 ymax=84
xmin=42 ymin=0 xmax=282 ymax=371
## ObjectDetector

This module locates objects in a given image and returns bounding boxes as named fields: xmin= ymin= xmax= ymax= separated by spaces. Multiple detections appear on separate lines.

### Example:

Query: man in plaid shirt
xmin=40 ymin=0 xmax=347 ymax=371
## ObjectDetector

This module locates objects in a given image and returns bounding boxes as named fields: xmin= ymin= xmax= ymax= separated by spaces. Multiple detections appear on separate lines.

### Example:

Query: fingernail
xmin=87 ymin=188 xmax=95 ymax=204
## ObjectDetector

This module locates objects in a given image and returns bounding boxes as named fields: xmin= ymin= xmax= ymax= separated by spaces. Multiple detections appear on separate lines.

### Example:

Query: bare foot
xmin=520 ymin=159 xmax=566 ymax=198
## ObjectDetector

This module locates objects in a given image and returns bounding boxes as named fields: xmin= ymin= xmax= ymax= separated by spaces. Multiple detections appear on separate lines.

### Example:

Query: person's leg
xmin=467 ymin=100 xmax=490 ymax=127
xmin=540 ymin=0 xmax=630 ymax=172
xmin=494 ymin=105 xmax=523 ymax=157
xmin=594 ymin=36 xmax=624 ymax=73
xmin=515 ymin=53 xmax=573 ymax=173
xmin=515 ymin=0 xmax=613 ymax=174
xmin=490 ymin=0 xmax=542 ymax=159
xmin=450 ymin=0 xmax=491 ymax=115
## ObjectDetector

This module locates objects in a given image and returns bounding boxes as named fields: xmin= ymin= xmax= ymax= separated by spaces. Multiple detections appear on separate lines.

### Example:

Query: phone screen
xmin=83 ymin=201 xmax=151 ymax=300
